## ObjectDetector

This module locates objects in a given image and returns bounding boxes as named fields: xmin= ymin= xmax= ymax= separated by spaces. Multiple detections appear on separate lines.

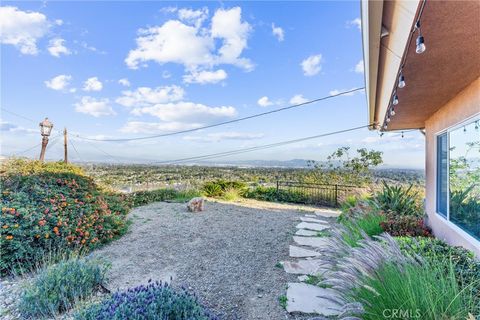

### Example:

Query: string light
xmin=386 ymin=117 xmax=391 ymax=123
xmin=392 ymin=93 xmax=399 ymax=105
xmin=398 ymin=72 xmax=406 ymax=88
xmin=401 ymin=131 xmax=404 ymax=138
xmin=475 ymin=121 xmax=479 ymax=130
xmin=390 ymin=106 xmax=396 ymax=116
xmin=464 ymin=126 xmax=467 ymax=133
xmin=415 ymin=21 xmax=426 ymax=54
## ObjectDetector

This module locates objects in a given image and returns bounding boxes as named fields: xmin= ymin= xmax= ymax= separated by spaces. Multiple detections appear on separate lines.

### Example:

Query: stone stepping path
xmin=285 ymin=283 xmax=342 ymax=316
xmin=289 ymin=245 xmax=321 ymax=258
xmin=283 ymin=208 xmax=341 ymax=317
xmin=296 ymin=222 xmax=329 ymax=231
xmin=300 ymin=217 xmax=328 ymax=224
xmin=295 ymin=229 xmax=318 ymax=236
xmin=282 ymin=259 xmax=327 ymax=275
xmin=293 ymin=236 xmax=329 ymax=248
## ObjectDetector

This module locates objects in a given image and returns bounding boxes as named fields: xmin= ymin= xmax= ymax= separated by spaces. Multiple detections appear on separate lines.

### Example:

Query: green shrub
xmin=397 ymin=236 xmax=480 ymax=300
xmin=0 ymin=159 xmax=130 ymax=275
xmin=126 ymin=188 xmax=201 ymax=207
xmin=244 ymin=186 xmax=310 ymax=204
xmin=19 ymin=256 xmax=108 ymax=319
xmin=370 ymin=181 xmax=423 ymax=216
xmin=202 ymin=180 xmax=246 ymax=198
xmin=222 ymin=187 xmax=241 ymax=201
xmin=75 ymin=281 xmax=217 ymax=320
xmin=349 ymin=260 xmax=479 ymax=319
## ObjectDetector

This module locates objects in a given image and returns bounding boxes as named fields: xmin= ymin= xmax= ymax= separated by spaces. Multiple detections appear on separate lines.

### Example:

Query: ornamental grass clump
xmin=19 ymin=256 xmax=108 ymax=319
xmin=75 ymin=280 xmax=218 ymax=320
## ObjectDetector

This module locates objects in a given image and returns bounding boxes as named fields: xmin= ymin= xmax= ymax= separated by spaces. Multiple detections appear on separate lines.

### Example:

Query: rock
xmin=187 ymin=197 xmax=205 ymax=212
xmin=289 ymin=245 xmax=321 ymax=258
xmin=296 ymin=222 xmax=329 ymax=231
xmin=298 ymin=275 xmax=309 ymax=282
xmin=282 ymin=259 xmax=327 ymax=275
xmin=295 ymin=229 xmax=319 ymax=236
xmin=300 ymin=217 xmax=328 ymax=224
xmin=293 ymin=236 xmax=329 ymax=248
xmin=286 ymin=283 xmax=341 ymax=316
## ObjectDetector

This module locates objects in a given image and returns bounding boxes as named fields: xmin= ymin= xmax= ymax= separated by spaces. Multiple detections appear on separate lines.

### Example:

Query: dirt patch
xmin=92 ymin=200 xmax=321 ymax=320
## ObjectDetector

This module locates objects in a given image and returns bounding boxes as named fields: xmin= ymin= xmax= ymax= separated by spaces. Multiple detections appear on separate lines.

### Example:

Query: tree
xmin=304 ymin=147 xmax=383 ymax=186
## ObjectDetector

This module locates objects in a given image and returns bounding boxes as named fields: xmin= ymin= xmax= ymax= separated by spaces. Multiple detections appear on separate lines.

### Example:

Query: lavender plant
xmin=75 ymin=280 xmax=218 ymax=320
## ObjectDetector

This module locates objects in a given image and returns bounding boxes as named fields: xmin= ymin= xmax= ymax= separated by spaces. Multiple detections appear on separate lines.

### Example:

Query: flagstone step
xmin=282 ymin=259 xmax=327 ymax=275
xmin=295 ymin=229 xmax=319 ymax=236
xmin=296 ymin=222 xmax=329 ymax=231
xmin=314 ymin=210 xmax=340 ymax=218
xmin=289 ymin=245 xmax=321 ymax=258
xmin=293 ymin=236 xmax=329 ymax=248
xmin=304 ymin=214 xmax=317 ymax=218
xmin=300 ymin=217 xmax=329 ymax=224
xmin=286 ymin=283 xmax=341 ymax=316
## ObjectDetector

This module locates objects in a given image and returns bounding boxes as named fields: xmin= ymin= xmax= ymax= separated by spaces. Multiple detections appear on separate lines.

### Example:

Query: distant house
xmin=361 ymin=0 xmax=480 ymax=255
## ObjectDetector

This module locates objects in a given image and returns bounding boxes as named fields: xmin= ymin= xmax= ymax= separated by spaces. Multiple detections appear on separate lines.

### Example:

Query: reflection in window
xmin=448 ymin=120 xmax=480 ymax=240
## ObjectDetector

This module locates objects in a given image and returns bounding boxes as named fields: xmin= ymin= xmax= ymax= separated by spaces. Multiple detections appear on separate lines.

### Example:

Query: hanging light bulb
xmin=401 ymin=131 xmax=404 ymax=138
xmin=398 ymin=73 xmax=406 ymax=88
xmin=380 ymin=132 xmax=384 ymax=137
xmin=384 ymin=123 xmax=388 ymax=130
xmin=390 ymin=107 xmax=396 ymax=116
xmin=386 ymin=117 xmax=391 ymax=123
xmin=463 ymin=126 xmax=467 ymax=133
xmin=392 ymin=93 xmax=399 ymax=105
xmin=415 ymin=21 xmax=426 ymax=54
xmin=475 ymin=121 xmax=479 ymax=130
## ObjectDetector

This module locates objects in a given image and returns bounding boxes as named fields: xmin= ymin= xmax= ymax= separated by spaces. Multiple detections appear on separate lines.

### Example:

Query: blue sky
xmin=0 ymin=1 xmax=425 ymax=168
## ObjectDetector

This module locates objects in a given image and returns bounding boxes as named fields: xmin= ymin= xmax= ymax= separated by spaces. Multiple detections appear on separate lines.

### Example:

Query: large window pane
xmin=436 ymin=133 xmax=448 ymax=217
xmin=449 ymin=120 xmax=480 ymax=240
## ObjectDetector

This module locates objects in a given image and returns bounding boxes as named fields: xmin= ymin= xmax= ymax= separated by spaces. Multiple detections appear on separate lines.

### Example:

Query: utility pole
xmin=64 ymin=127 xmax=68 ymax=163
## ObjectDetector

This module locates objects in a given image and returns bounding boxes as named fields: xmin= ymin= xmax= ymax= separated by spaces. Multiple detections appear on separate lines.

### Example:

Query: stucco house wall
xmin=425 ymin=77 xmax=480 ymax=256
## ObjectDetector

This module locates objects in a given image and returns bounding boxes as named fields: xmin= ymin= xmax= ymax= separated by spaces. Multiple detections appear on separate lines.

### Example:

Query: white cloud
xmin=271 ymin=23 xmax=284 ymax=42
xmin=118 ymin=78 xmax=130 ymax=87
xmin=329 ymin=87 xmax=364 ymax=96
xmin=47 ymin=38 xmax=71 ymax=57
xmin=301 ymin=54 xmax=322 ymax=76
xmin=257 ymin=96 xmax=273 ymax=107
xmin=177 ymin=7 xmax=208 ymax=28
xmin=162 ymin=71 xmax=172 ymax=79
xmin=0 ymin=121 xmax=36 ymax=134
xmin=0 ymin=6 xmax=51 ymax=55
xmin=120 ymin=121 xmax=201 ymax=134
xmin=184 ymin=131 xmax=264 ymax=142
xmin=74 ymin=96 xmax=115 ymax=117
xmin=289 ymin=94 xmax=308 ymax=105
xmin=131 ymin=102 xmax=237 ymax=123
xmin=83 ymin=77 xmax=103 ymax=92
xmin=183 ymin=69 xmax=227 ymax=84
xmin=125 ymin=7 xmax=253 ymax=78
xmin=347 ymin=18 xmax=361 ymax=30
xmin=44 ymin=74 xmax=72 ymax=91
xmin=355 ymin=59 xmax=364 ymax=74
xmin=116 ymin=85 xmax=185 ymax=108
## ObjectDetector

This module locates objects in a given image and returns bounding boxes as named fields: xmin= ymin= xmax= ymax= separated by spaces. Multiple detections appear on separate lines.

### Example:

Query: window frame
xmin=434 ymin=113 xmax=480 ymax=242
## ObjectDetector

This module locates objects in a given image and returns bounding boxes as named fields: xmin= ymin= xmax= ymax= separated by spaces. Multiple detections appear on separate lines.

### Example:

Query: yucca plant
xmin=370 ymin=181 xmax=422 ymax=216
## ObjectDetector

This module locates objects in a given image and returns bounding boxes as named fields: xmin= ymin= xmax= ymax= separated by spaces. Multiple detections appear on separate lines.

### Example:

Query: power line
xmin=149 ymin=124 xmax=374 ymax=165
xmin=1 ymin=108 xmax=37 ymax=123
xmin=69 ymin=138 xmax=82 ymax=161
xmin=74 ymin=87 xmax=365 ymax=142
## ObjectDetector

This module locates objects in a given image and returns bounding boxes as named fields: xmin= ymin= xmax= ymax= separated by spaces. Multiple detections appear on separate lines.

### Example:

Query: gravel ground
xmin=91 ymin=199 xmax=316 ymax=320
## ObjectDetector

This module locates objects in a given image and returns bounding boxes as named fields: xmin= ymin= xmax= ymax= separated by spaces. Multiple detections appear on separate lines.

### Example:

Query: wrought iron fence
xmin=275 ymin=181 xmax=359 ymax=207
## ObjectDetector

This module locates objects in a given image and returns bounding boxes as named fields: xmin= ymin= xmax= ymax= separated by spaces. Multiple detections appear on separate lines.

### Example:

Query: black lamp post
xmin=39 ymin=117 xmax=53 ymax=162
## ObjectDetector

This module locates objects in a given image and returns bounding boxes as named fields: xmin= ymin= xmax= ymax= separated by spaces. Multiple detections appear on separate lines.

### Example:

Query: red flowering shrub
xmin=0 ymin=159 xmax=130 ymax=275
xmin=380 ymin=215 xmax=432 ymax=237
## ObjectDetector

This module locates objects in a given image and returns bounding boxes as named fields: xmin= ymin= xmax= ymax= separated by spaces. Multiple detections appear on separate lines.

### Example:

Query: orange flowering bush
xmin=0 ymin=159 xmax=130 ymax=275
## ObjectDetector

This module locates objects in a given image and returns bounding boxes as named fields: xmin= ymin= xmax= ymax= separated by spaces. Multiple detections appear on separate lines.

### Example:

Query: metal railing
xmin=275 ymin=181 xmax=358 ymax=207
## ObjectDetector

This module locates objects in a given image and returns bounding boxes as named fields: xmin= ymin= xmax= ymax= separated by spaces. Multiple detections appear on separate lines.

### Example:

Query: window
xmin=436 ymin=133 xmax=448 ymax=217
xmin=436 ymin=118 xmax=480 ymax=240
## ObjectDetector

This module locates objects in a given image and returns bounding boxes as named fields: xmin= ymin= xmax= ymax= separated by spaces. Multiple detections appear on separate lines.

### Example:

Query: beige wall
xmin=425 ymin=77 xmax=480 ymax=256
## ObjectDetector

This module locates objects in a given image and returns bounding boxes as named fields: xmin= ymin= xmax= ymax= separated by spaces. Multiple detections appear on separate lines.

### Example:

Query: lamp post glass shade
xmin=39 ymin=118 xmax=53 ymax=136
